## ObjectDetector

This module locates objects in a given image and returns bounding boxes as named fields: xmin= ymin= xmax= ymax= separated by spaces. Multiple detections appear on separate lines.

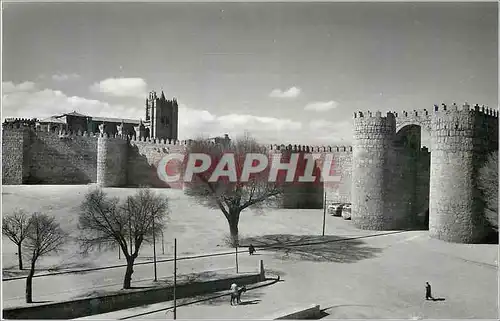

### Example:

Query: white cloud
xmin=178 ymin=105 xmax=302 ymax=142
xmin=308 ymin=120 xmax=353 ymax=145
xmin=90 ymin=78 xmax=148 ymax=98
xmin=269 ymin=86 xmax=301 ymax=99
xmin=1 ymin=80 xmax=353 ymax=146
xmin=2 ymin=81 xmax=142 ymax=121
xmin=52 ymin=73 xmax=81 ymax=81
xmin=2 ymin=81 xmax=37 ymax=93
xmin=304 ymin=100 xmax=339 ymax=112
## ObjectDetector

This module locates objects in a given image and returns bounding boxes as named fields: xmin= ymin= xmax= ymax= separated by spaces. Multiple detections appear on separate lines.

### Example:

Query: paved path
xmin=71 ymin=231 xmax=498 ymax=319
xmin=2 ymin=249 xmax=262 ymax=308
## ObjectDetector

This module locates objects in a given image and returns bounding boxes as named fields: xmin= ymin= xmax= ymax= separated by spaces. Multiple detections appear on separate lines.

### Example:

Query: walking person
xmin=230 ymin=283 xmax=238 ymax=305
xmin=248 ymin=244 xmax=255 ymax=255
xmin=425 ymin=282 xmax=434 ymax=300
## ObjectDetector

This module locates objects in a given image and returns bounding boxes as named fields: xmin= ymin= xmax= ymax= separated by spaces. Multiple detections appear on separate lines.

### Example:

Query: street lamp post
xmin=152 ymin=218 xmax=157 ymax=282
xmin=322 ymin=191 xmax=327 ymax=236
xmin=161 ymin=231 xmax=165 ymax=255
xmin=173 ymin=238 xmax=177 ymax=320
xmin=235 ymin=243 xmax=239 ymax=273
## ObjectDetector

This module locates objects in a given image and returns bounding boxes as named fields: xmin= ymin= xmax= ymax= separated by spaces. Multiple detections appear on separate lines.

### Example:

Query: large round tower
xmin=97 ymin=134 xmax=128 ymax=187
xmin=429 ymin=104 xmax=495 ymax=243
xmin=351 ymin=111 xmax=396 ymax=229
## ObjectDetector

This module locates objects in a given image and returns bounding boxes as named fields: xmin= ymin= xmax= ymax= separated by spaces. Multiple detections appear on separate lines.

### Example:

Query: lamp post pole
xmin=322 ymin=192 xmax=327 ymax=236
xmin=173 ymin=238 xmax=177 ymax=319
xmin=152 ymin=218 xmax=157 ymax=282
xmin=161 ymin=231 xmax=165 ymax=255
xmin=235 ymin=244 xmax=239 ymax=273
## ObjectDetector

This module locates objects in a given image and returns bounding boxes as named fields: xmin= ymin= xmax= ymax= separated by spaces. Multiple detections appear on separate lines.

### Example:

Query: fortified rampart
xmin=2 ymin=102 xmax=498 ymax=244
xmin=352 ymin=103 xmax=498 ymax=243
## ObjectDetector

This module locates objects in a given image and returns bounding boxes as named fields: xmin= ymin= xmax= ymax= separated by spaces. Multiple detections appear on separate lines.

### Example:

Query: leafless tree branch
xmin=77 ymin=188 xmax=170 ymax=288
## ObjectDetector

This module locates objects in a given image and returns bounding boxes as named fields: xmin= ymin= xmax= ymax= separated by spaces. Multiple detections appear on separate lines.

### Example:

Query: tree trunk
xmin=227 ymin=212 xmax=240 ymax=248
xmin=123 ymin=256 xmax=136 ymax=289
xmin=25 ymin=258 xmax=36 ymax=303
xmin=17 ymin=243 xmax=23 ymax=270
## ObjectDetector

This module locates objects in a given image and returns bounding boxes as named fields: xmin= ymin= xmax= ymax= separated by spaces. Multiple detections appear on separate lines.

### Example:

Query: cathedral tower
xmin=144 ymin=90 xmax=179 ymax=140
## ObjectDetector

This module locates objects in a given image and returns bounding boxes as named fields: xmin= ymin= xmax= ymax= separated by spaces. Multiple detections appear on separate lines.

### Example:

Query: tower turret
xmin=351 ymin=111 xmax=397 ymax=229
xmin=144 ymin=90 xmax=178 ymax=141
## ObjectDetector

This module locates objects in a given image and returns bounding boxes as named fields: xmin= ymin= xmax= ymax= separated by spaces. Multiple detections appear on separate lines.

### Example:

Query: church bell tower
xmin=144 ymin=90 xmax=178 ymax=140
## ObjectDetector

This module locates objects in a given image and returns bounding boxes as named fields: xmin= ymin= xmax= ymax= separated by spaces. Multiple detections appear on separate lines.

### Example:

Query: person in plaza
xmin=425 ymin=282 xmax=434 ymax=300
xmin=248 ymin=244 xmax=256 ymax=255
xmin=230 ymin=283 xmax=239 ymax=305
xmin=236 ymin=285 xmax=247 ymax=304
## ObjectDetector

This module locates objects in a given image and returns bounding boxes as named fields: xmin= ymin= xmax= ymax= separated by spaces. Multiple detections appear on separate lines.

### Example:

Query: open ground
xmin=2 ymin=185 xmax=498 ymax=318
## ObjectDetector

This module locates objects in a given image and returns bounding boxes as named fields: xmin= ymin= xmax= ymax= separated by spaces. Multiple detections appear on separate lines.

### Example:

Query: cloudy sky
xmin=2 ymin=2 xmax=497 ymax=146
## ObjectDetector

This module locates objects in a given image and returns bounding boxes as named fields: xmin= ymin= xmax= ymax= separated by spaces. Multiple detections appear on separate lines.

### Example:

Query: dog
xmin=230 ymin=285 xmax=247 ymax=305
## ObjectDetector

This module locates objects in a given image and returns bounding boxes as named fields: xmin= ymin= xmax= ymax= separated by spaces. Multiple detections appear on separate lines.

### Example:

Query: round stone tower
xmin=97 ymin=134 xmax=128 ymax=187
xmin=351 ymin=111 xmax=396 ymax=229
xmin=429 ymin=104 xmax=492 ymax=243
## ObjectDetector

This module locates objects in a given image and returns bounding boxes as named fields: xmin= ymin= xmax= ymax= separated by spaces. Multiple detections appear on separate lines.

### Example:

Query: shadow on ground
xmin=483 ymin=230 xmax=499 ymax=244
xmin=240 ymin=234 xmax=383 ymax=263
xmin=73 ymin=270 xmax=234 ymax=300
xmin=191 ymin=289 xmax=265 ymax=306
xmin=154 ymin=270 xmax=235 ymax=287
xmin=263 ymin=268 xmax=286 ymax=279
xmin=318 ymin=308 xmax=331 ymax=318
xmin=47 ymin=261 xmax=95 ymax=272
xmin=2 ymin=269 xmax=29 ymax=278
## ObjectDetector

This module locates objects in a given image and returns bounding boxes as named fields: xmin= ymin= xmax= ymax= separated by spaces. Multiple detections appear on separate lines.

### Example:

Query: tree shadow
xmin=430 ymin=297 xmax=446 ymax=301
xmin=2 ymin=269 xmax=29 ymax=278
xmin=2 ymin=262 xmax=93 ymax=278
xmin=263 ymin=268 xmax=286 ymax=279
xmin=240 ymin=234 xmax=383 ymax=263
xmin=47 ymin=261 xmax=94 ymax=272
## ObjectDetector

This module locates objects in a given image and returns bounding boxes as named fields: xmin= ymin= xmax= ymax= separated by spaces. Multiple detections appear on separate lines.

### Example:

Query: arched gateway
xmin=352 ymin=103 xmax=498 ymax=243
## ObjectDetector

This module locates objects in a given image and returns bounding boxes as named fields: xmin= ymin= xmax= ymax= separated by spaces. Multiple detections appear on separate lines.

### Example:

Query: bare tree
xmin=182 ymin=134 xmax=287 ymax=247
xmin=478 ymin=150 xmax=498 ymax=231
xmin=24 ymin=213 xmax=69 ymax=303
xmin=2 ymin=210 xmax=32 ymax=270
xmin=77 ymin=188 xmax=169 ymax=289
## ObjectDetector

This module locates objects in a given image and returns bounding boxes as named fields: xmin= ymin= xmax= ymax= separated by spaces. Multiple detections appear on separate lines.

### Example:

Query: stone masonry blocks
xmin=351 ymin=115 xmax=397 ymax=230
xmin=97 ymin=136 xmax=128 ymax=187
xmin=428 ymin=110 xmax=493 ymax=243
xmin=2 ymin=129 xmax=26 ymax=184
xmin=2 ymin=104 xmax=497 ymax=245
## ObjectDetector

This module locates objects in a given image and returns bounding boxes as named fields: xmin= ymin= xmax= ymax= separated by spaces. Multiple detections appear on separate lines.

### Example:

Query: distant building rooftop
xmin=37 ymin=116 xmax=67 ymax=124
xmin=92 ymin=116 xmax=141 ymax=124
xmin=60 ymin=111 xmax=88 ymax=117
xmin=49 ymin=111 xmax=141 ymax=125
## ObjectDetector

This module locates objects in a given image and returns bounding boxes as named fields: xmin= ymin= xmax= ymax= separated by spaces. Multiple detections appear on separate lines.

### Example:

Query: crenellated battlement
xmin=268 ymin=144 xmax=353 ymax=153
xmin=353 ymin=111 xmax=395 ymax=119
xmin=355 ymin=102 xmax=498 ymax=120
xmin=128 ymin=135 xmax=193 ymax=146
xmin=2 ymin=122 xmax=36 ymax=130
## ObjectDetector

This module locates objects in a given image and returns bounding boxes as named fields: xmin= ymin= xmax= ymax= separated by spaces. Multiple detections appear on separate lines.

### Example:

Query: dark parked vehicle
xmin=342 ymin=203 xmax=352 ymax=220
xmin=327 ymin=202 xmax=343 ymax=216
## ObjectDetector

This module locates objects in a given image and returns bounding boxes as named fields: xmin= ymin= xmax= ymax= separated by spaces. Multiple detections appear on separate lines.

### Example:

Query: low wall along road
xmin=3 ymin=262 xmax=266 ymax=320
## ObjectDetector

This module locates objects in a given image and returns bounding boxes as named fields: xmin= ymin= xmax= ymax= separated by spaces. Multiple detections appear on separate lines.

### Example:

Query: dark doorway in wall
xmin=394 ymin=124 xmax=430 ymax=230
